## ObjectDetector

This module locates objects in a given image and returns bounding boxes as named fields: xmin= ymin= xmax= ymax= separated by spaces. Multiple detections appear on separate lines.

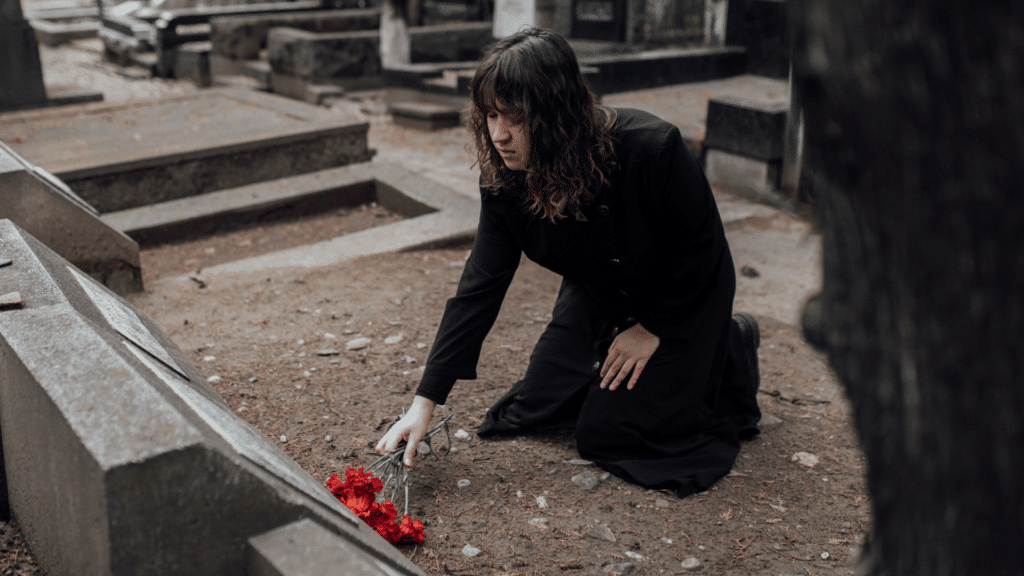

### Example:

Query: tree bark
xmin=793 ymin=2 xmax=1024 ymax=575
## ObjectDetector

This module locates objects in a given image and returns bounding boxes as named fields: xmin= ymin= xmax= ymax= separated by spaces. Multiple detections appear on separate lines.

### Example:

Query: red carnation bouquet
xmin=327 ymin=467 xmax=426 ymax=544
xmin=326 ymin=413 xmax=452 ymax=545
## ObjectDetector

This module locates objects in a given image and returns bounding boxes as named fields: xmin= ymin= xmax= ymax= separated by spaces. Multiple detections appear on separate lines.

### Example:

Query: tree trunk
xmin=792 ymin=2 xmax=1024 ymax=575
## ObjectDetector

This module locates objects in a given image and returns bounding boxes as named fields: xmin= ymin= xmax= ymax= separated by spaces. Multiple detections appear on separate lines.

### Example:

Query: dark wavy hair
xmin=469 ymin=28 xmax=616 ymax=221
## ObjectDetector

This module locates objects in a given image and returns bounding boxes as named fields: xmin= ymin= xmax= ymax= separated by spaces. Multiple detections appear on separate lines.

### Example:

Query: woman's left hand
xmin=600 ymin=323 xmax=661 ymax=391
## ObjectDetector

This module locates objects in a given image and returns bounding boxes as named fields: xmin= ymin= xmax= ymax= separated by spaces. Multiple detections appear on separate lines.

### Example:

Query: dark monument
xmin=0 ymin=0 xmax=103 ymax=112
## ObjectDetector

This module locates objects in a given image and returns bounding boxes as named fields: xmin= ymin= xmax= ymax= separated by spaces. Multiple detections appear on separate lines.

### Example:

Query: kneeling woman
xmin=376 ymin=28 xmax=761 ymax=497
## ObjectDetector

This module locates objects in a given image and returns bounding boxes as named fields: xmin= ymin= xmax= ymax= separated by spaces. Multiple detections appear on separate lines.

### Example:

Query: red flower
xmin=326 ymin=468 xmax=426 ymax=545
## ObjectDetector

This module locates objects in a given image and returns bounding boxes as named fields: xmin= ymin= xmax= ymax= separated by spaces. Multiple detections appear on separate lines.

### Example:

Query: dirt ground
xmin=126 ymin=235 xmax=870 ymax=576
xmin=1 ymin=33 xmax=870 ymax=576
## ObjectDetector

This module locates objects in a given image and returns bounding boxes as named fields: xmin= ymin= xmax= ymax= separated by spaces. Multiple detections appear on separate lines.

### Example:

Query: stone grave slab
xmin=0 ymin=219 xmax=423 ymax=576
xmin=704 ymin=95 xmax=788 ymax=161
xmin=249 ymin=519 xmax=405 ymax=576
xmin=0 ymin=141 xmax=142 ymax=295
xmin=0 ymin=88 xmax=374 ymax=213
xmin=267 ymin=22 xmax=492 ymax=99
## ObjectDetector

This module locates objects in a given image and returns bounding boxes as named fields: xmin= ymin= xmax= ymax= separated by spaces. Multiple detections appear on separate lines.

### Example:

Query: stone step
xmin=0 ymin=88 xmax=373 ymax=213
xmin=388 ymin=101 xmax=462 ymax=130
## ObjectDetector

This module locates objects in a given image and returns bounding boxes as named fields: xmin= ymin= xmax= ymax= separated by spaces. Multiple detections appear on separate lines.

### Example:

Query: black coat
xmin=417 ymin=108 xmax=736 ymax=405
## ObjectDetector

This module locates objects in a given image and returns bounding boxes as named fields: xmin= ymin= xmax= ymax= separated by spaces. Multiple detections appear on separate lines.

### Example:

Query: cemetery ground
xmin=2 ymin=36 xmax=869 ymax=576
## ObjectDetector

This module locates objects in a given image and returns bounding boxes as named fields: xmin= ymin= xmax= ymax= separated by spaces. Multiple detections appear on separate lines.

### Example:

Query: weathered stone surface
xmin=267 ymin=22 xmax=493 ymax=82
xmin=0 ymin=89 xmax=373 ymax=213
xmin=704 ymin=148 xmax=782 ymax=203
xmin=269 ymin=28 xmax=382 ymax=80
xmin=211 ymin=9 xmax=380 ymax=60
xmin=173 ymin=41 xmax=212 ymax=87
xmin=408 ymin=21 xmax=493 ymax=63
xmin=0 ymin=220 xmax=423 ymax=576
xmin=580 ymin=46 xmax=747 ymax=95
xmin=704 ymin=96 xmax=788 ymax=161
xmin=248 ymin=519 xmax=401 ymax=576
xmin=389 ymin=102 xmax=462 ymax=131
xmin=0 ymin=292 xmax=23 ymax=309
xmin=0 ymin=143 xmax=142 ymax=295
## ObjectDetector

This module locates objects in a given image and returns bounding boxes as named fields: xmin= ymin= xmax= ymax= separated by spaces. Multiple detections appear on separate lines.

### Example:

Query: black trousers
xmin=478 ymin=278 xmax=760 ymax=497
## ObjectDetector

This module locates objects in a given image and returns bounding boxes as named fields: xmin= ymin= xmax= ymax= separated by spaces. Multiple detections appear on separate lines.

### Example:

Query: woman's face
xmin=487 ymin=106 xmax=531 ymax=171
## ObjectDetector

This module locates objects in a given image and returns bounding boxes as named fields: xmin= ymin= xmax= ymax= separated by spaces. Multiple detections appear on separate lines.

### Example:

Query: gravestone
xmin=0 ymin=0 xmax=102 ymax=112
xmin=0 ymin=142 xmax=142 ymax=295
xmin=0 ymin=0 xmax=48 ymax=110
xmin=0 ymin=219 xmax=423 ymax=576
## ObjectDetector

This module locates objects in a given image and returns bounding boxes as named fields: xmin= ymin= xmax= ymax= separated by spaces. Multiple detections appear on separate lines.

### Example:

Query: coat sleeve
xmin=415 ymin=189 xmax=523 ymax=405
xmin=633 ymin=126 xmax=734 ymax=340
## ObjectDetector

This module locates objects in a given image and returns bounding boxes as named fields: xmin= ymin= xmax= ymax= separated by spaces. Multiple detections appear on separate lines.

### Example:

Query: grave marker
xmin=0 ymin=219 xmax=423 ymax=575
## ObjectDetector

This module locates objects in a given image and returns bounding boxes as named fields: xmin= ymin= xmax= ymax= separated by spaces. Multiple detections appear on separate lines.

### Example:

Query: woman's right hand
xmin=375 ymin=395 xmax=437 ymax=466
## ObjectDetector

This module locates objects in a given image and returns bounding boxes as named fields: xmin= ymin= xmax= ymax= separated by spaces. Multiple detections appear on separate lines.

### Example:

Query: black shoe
xmin=726 ymin=312 xmax=761 ymax=439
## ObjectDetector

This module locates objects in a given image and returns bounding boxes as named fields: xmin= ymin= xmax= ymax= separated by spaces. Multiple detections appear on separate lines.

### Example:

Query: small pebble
xmin=535 ymin=496 xmax=547 ymax=508
xmin=416 ymin=443 xmax=431 ymax=455
xmin=279 ymin=435 xmax=287 ymax=443
xmin=681 ymin=557 xmax=702 ymax=570
xmin=567 ymin=458 xmax=594 ymax=466
xmin=296 ymin=339 xmax=305 ymax=345
xmin=457 ymin=479 xmax=471 ymax=488
xmin=203 ymin=356 xmax=216 ymax=362
xmin=416 ymin=342 xmax=427 ymax=349
xmin=384 ymin=334 xmax=404 ymax=345
xmin=624 ymin=551 xmax=643 ymax=560
xmin=792 ymin=452 xmax=820 ymax=467
xmin=655 ymin=498 xmax=669 ymax=508
xmin=602 ymin=562 xmax=635 ymax=575
xmin=587 ymin=524 xmax=616 ymax=543
xmin=346 ymin=337 xmax=371 ymax=350
xmin=324 ymin=333 xmax=337 ymax=339
xmin=249 ymin=377 xmax=258 ymax=383
xmin=207 ymin=375 xmax=222 ymax=384
xmin=660 ymin=537 xmax=673 ymax=544
xmin=317 ymin=349 xmax=340 ymax=356
xmin=572 ymin=471 xmax=600 ymax=490
xmin=759 ymin=413 xmax=784 ymax=426
xmin=461 ymin=544 xmax=481 ymax=557
xmin=821 ymin=552 xmax=830 ymax=559
xmin=454 ymin=429 xmax=470 ymax=439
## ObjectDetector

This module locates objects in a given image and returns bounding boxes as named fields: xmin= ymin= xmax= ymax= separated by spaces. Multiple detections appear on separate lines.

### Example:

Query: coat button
xmin=609 ymin=258 xmax=621 ymax=267
xmin=598 ymin=205 xmax=610 ymax=216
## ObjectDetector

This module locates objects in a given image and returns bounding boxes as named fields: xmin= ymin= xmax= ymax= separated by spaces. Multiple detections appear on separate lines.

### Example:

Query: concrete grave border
xmin=101 ymin=161 xmax=480 ymax=283
xmin=0 ymin=88 xmax=374 ymax=213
